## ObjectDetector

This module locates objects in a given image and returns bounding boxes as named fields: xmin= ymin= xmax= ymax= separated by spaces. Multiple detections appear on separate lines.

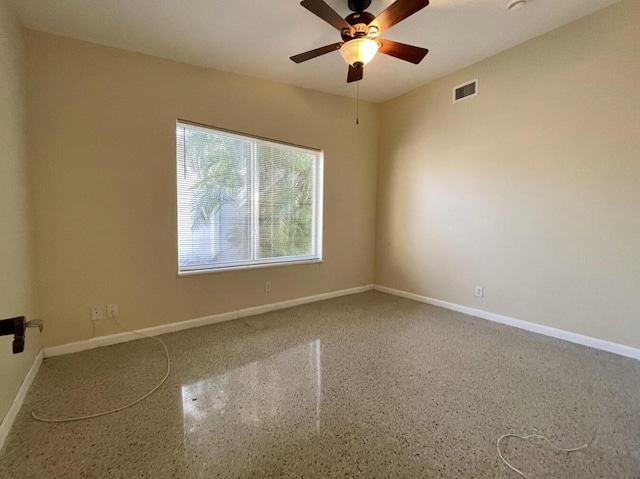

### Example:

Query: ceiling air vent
xmin=453 ymin=79 xmax=478 ymax=103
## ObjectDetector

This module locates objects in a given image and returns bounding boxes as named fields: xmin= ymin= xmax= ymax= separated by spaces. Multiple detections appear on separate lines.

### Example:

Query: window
xmin=176 ymin=121 xmax=323 ymax=274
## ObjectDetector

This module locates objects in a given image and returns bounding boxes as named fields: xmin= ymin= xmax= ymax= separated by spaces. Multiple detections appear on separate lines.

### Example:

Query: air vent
xmin=453 ymin=79 xmax=478 ymax=103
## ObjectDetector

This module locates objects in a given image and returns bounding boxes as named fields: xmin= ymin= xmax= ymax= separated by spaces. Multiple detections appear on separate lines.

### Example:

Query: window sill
xmin=177 ymin=259 xmax=324 ymax=277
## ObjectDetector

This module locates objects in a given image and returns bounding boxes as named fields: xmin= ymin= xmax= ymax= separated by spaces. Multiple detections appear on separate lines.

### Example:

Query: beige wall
xmin=376 ymin=0 xmax=640 ymax=349
xmin=0 ymin=0 xmax=40 ymax=422
xmin=26 ymin=31 xmax=379 ymax=347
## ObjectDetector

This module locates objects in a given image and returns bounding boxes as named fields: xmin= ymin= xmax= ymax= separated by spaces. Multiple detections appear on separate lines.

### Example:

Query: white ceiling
xmin=11 ymin=0 xmax=621 ymax=103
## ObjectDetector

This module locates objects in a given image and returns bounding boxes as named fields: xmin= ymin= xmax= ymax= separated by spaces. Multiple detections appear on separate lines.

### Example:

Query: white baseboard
xmin=44 ymin=284 xmax=374 ymax=358
xmin=0 ymin=349 xmax=43 ymax=451
xmin=237 ymin=285 xmax=371 ymax=318
xmin=374 ymin=285 xmax=640 ymax=361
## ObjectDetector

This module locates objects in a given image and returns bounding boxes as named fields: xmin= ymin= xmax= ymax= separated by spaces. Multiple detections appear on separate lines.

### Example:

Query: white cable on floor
xmin=31 ymin=318 xmax=171 ymax=423
xmin=496 ymin=432 xmax=594 ymax=479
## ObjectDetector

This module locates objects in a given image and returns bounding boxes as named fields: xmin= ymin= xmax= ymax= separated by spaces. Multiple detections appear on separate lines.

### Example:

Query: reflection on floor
xmin=1 ymin=291 xmax=639 ymax=478
xmin=181 ymin=340 xmax=321 ymax=475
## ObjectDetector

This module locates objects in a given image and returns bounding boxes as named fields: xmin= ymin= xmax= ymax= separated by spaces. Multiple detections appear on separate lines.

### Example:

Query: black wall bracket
xmin=0 ymin=316 xmax=44 ymax=354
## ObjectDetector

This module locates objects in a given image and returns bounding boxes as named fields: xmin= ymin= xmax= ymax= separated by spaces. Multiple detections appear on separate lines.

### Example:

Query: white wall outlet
xmin=475 ymin=286 xmax=484 ymax=298
xmin=265 ymin=281 xmax=271 ymax=293
xmin=107 ymin=304 xmax=119 ymax=318
xmin=90 ymin=306 xmax=103 ymax=321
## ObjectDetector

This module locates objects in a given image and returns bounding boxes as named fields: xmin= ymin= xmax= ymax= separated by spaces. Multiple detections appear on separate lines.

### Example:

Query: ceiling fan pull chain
xmin=356 ymin=37 xmax=360 ymax=125
xmin=356 ymin=79 xmax=360 ymax=125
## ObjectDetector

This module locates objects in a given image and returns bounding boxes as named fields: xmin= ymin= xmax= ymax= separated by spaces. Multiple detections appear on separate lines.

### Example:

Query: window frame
xmin=176 ymin=120 xmax=324 ymax=276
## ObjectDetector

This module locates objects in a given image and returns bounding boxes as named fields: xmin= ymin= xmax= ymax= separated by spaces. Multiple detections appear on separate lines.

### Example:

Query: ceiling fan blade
xmin=300 ymin=0 xmax=353 ymax=33
xmin=369 ymin=0 xmax=429 ymax=33
xmin=290 ymin=42 xmax=343 ymax=63
xmin=347 ymin=65 xmax=363 ymax=83
xmin=378 ymin=39 xmax=429 ymax=64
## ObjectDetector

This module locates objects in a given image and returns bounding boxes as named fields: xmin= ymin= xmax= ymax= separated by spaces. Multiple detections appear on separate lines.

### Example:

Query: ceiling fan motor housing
xmin=348 ymin=0 xmax=371 ymax=12
xmin=341 ymin=11 xmax=376 ymax=40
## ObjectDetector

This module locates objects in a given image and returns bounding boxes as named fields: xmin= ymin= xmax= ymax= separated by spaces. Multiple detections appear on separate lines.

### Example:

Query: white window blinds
xmin=176 ymin=121 xmax=323 ymax=274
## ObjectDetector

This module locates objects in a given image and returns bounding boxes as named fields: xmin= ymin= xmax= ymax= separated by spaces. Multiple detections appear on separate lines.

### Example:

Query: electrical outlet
xmin=107 ymin=304 xmax=119 ymax=318
xmin=475 ymin=286 xmax=484 ymax=298
xmin=90 ymin=306 xmax=103 ymax=321
xmin=265 ymin=281 xmax=271 ymax=293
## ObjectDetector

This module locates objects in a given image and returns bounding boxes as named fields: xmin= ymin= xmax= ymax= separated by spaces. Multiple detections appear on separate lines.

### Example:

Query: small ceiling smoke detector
xmin=507 ymin=0 xmax=527 ymax=11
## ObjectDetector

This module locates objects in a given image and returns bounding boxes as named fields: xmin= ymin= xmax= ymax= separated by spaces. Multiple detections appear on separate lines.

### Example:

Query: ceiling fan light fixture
xmin=339 ymin=38 xmax=379 ymax=68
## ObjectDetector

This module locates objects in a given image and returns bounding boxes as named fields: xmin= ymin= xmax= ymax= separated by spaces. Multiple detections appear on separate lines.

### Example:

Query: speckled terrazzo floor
xmin=1 ymin=291 xmax=639 ymax=478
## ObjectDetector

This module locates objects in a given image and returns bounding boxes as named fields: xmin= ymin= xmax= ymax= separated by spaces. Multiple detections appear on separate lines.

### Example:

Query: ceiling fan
xmin=290 ymin=0 xmax=430 ymax=83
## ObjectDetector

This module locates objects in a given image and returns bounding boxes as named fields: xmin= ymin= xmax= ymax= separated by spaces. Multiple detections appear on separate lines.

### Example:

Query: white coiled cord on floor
xmin=31 ymin=318 xmax=171 ymax=423
xmin=497 ymin=432 xmax=594 ymax=478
